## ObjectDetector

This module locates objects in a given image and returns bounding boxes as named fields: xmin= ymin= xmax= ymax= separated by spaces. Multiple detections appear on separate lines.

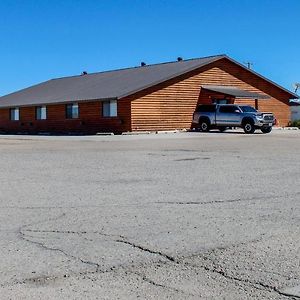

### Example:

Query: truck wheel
xmin=261 ymin=127 xmax=272 ymax=134
xmin=199 ymin=119 xmax=210 ymax=132
xmin=243 ymin=121 xmax=255 ymax=134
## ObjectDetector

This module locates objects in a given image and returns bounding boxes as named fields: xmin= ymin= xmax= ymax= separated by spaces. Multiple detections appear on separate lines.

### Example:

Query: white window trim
xmin=102 ymin=100 xmax=117 ymax=117
xmin=10 ymin=107 xmax=20 ymax=121
xmin=66 ymin=103 xmax=79 ymax=119
xmin=36 ymin=106 xmax=47 ymax=120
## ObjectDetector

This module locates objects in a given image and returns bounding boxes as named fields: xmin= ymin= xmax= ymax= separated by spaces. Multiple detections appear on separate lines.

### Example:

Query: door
xmin=216 ymin=105 xmax=242 ymax=126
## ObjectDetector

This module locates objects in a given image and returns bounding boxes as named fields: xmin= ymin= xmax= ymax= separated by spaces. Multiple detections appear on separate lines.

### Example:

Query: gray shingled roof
xmin=0 ymin=55 xmax=224 ymax=108
xmin=0 ymin=54 xmax=297 ymax=108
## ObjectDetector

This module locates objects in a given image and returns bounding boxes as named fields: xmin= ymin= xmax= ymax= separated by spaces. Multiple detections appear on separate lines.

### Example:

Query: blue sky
xmin=0 ymin=0 xmax=299 ymax=95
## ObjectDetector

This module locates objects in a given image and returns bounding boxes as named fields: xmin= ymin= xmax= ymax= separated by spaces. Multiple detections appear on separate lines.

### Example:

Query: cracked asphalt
xmin=0 ymin=130 xmax=299 ymax=299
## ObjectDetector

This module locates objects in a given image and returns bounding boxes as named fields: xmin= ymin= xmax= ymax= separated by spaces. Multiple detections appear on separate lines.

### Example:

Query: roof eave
xmin=0 ymin=96 xmax=118 ymax=109
xmin=223 ymin=56 xmax=299 ymax=99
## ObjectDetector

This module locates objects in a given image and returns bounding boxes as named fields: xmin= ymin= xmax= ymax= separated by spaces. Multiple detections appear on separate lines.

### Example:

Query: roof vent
xmin=140 ymin=62 xmax=146 ymax=67
xmin=81 ymin=71 xmax=88 ymax=75
xmin=177 ymin=57 xmax=183 ymax=61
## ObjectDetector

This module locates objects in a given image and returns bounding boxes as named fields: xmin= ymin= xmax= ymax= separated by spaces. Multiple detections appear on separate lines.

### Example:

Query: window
xmin=212 ymin=99 xmax=230 ymax=104
xmin=103 ymin=100 xmax=117 ymax=117
xmin=66 ymin=103 xmax=79 ymax=119
xmin=36 ymin=106 xmax=47 ymax=120
xmin=10 ymin=108 xmax=19 ymax=121
xmin=219 ymin=105 xmax=239 ymax=113
xmin=240 ymin=106 xmax=257 ymax=113
xmin=196 ymin=105 xmax=216 ymax=113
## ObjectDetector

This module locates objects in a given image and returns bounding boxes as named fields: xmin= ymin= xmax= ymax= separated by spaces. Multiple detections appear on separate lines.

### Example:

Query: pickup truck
xmin=192 ymin=104 xmax=275 ymax=134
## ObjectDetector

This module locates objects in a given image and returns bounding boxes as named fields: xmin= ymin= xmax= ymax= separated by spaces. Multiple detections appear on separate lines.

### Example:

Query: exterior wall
xmin=0 ymin=100 xmax=131 ymax=134
xmin=198 ymin=89 xmax=234 ymax=105
xmin=127 ymin=58 xmax=292 ymax=131
xmin=291 ymin=105 xmax=300 ymax=122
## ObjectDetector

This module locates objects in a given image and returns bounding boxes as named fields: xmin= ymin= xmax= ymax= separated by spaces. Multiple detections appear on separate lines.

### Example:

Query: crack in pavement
xmin=22 ymin=228 xmax=175 ymax=263
xmin=2 ymin=191 xmax=300 ymax=210
xmin=16 ymin=213 xmax=299 ymax=298
xmin=156 ymin=199 xmax=247 ymax=205
xmin=0 ymin=264 xmax=117 ymax=288
xmin=19 ymin=221 xmax=177 ymax=285
xmin=129 ymin=270 xmax=199 ymax=297
xmin=13 ymin=231 xmax=300 ymax=299
xmin=179 ymin=233 xmax=298 ymax=299
xmin=155 ymin=192 xmax=300 ymax=206
xmin=0 ymin=203 xmax=156 ymax=210
xmin=18 ymin=213 xmax=102 ymax=274
xmin=174 ymin=157 xmax=211 ymax=161
xmin=19 ymin=229 xmax=100 ymax=272
xmin=22 ymin=229 xmax=126 ymax=239
xmin=114 ymin=239 xmax=175 ymax=262
xmin=183 ymin=261 xmax=298 ymax=299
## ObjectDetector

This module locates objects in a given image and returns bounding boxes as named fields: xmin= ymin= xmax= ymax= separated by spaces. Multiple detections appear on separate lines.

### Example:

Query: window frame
xmin=66 ymin=103 xmax=79 ymax=119
xmin=36 ymin=106 xmax=47 ymax=120
xmin=10 ymin=107 xmax=20 ymax=121
xmin=102 ymin=100 xmax=118 ymax=117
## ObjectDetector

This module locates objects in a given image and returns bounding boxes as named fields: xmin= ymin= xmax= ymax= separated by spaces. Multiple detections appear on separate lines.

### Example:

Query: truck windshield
xmin=240 ymin=106 xmax=257 ymax=113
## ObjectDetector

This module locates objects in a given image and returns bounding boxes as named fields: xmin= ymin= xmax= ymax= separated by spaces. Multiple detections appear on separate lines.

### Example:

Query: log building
xmin=0 ymin=55 xmax=297 ymax=134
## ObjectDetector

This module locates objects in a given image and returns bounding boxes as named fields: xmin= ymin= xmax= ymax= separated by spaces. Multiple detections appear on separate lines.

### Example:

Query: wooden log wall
xmin=126 ymin=58 xmax=292 ymax=131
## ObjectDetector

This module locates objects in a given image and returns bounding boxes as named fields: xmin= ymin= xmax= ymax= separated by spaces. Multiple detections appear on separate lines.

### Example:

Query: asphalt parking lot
xmin=0 ymin=130 xmax=299 ymax=299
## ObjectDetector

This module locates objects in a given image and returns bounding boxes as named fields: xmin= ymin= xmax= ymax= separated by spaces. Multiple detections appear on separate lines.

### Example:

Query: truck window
xmin=196 ymin=105 xmax=216 ymax=112
xmin=240 ymin=106 xmax=257 ymax=113
xmin=219 ymin=106 xmax=238 ymax=113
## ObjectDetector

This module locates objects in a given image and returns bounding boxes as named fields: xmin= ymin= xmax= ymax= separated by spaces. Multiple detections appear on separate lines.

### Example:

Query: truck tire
xmin=243 ymin=119 xmax=255 ymax=134
xmin=199 ymin=118 xmax=210 ymax=132
xmin=261 ymin=126 xmax=272 ymax=134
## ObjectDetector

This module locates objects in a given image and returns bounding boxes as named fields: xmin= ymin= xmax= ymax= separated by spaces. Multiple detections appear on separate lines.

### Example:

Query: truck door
xmin=216 ymin=105 xmax=241 ymax=126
